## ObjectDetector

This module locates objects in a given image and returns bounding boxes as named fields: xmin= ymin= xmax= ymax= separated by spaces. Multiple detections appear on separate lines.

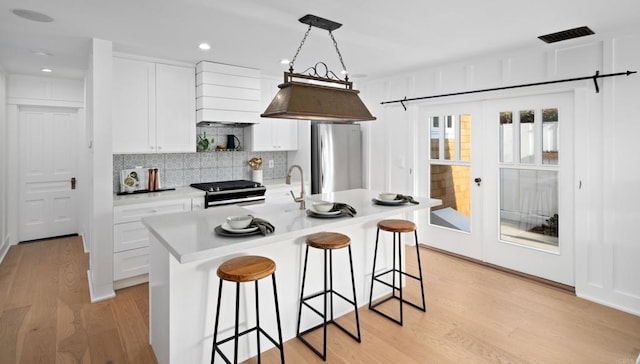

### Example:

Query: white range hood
xmin=196 ymin=61 xmax=261 ymax=126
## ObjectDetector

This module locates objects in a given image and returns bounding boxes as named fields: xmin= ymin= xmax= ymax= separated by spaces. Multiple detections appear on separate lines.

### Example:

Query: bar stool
xmin=296 ymin=232 xmax=361 ymax=361
xmin=212 ymin=255 xmax=285 ymax=364
xmin=368 ymin=219 xmax=426 ymax=326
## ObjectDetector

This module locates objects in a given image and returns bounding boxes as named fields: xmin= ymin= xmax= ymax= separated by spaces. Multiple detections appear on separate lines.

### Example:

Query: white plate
xmin=373 ymin=197 xmax=405 ymax=205
xmin=308 ymin=209 xmax=341 ymax=216
xmin=221 ymin=222 xmax=258 ymax=233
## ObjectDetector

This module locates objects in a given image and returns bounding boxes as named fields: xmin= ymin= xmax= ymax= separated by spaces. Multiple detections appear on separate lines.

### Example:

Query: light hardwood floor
xmin=0 ymin=236 xmax=638 ymax=363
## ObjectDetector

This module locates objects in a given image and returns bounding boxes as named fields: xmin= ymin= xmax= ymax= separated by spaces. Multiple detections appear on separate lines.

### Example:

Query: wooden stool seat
xmin=377 ymin=219 xmax=416 ymax=233
xmin=305 ymin=232 xmax=351 ymax=250
xmin=217 ymin=256 xmax=276 ymax=283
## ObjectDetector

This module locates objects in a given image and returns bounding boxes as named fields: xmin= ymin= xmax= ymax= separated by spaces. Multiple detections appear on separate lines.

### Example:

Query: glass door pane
xmin=498 ymin=105 xmax=560 ymax=252
xmin=430 ymin=113 xmax=471 ymax=232
xmin=499 ymin=169 xmax=558 ymax=249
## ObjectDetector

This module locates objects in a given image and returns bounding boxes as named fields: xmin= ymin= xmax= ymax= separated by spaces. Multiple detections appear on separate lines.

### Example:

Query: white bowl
xmin=312 ymin=201 xmax=334 ymax=212
xmin=378 ymin=192 xmax=397 ymax=201
xmin=226 ymin=215 xmax=253 ymax=229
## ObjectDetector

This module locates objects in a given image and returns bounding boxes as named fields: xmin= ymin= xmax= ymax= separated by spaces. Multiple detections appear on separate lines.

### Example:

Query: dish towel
xmin=331 ymin=202 xmax=357 ymax=217
xmin=248 ymin=216 xmax=275 ymax=235
xmin=397 ymin=194 xmax=419 ymax=204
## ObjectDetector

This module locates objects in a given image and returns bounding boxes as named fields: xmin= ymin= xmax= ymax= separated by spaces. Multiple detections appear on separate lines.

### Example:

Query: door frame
xmin=17 ymin=105 xmax=82 ymax=242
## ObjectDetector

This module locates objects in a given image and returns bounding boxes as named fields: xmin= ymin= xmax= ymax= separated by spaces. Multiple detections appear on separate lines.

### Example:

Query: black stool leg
xmin=322 ymin=249 xmax=328 ymax=360
xmin=233 ymin=282 xmax=240 ymax=364
xmin=296 ymin=245 xmax=310 ymax=337
xmin=272 ymin=273 xmax=285 ymax=363
xmin=414 ymin=230 xmax=426 ymax=311
xmin=255 ymin=280 xmax=261 ymax=364
xmin=368 ymin=228 xmax=381 ymax=309
xmin=397 ymin=232 xmax=404 ymax=326
xmin=212 ymin=278 xmax=224 ymax=364
xmin=347 ymin=245 xmax=361 ymax=342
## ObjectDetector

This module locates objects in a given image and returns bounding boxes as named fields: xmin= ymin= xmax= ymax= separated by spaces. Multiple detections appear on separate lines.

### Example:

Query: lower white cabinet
xmin=113 ymin=198 xmax=191 ymax=288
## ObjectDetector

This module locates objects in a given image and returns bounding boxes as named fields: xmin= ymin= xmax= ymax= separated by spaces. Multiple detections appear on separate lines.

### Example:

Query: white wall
xmin=0 ymin=67 xmax=8 ymax=262
xmin=86 ymin=38 xmax=115 ymax=302
xmin=360 ymin=34 xmax=640 ymax=315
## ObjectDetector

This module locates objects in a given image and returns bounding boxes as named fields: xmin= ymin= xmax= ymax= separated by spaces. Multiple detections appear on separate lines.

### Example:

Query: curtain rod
xmin=380 ymin=70 xmax=637 ymax=110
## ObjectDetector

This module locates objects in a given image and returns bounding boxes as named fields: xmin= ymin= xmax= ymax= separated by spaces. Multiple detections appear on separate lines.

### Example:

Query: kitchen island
xmin=143 ymin=189 xmax=441 ymax=364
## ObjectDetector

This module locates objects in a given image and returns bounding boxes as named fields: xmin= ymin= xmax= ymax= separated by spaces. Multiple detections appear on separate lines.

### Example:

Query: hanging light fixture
xmin=261 ymin=14 xmax=376 ymax=122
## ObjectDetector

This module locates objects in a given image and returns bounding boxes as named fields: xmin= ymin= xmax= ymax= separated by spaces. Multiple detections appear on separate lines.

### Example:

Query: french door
xmin=415 ymin=93 xmax=574 ymax=286
xmin=484 ymin=92 xmax=574 ymax=285
xmin=416 ymin=102 xmax=484 ymax=260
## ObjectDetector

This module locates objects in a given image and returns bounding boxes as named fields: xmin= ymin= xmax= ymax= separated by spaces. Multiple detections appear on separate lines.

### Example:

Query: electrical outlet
xmin=268 ymin=160 xmax=274 ymax=168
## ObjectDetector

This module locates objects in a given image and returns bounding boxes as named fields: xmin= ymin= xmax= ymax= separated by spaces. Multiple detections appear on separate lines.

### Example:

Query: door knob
xmin=474 ymin=177 xmax=482 ymax=186
xmin=71 ymin=177 xmax=77 ymax=190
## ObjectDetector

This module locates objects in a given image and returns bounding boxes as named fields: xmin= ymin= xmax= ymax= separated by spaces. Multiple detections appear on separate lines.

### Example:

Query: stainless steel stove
xmin=190 ymin=180 xmax=266 ymax=208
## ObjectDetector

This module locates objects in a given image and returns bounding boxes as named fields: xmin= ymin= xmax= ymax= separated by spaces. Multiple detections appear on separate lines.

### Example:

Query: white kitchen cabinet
xmin=113 ymin=56 xmax=195 ymax=154
xmin=113 ymin=198 xmax=191 ymax=288
xmin=244 ymin=77 xmax=298 ymax=151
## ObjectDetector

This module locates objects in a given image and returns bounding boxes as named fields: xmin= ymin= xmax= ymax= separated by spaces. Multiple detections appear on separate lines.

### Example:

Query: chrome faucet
xmin=286 ymin=164 xmax=305 ymax=209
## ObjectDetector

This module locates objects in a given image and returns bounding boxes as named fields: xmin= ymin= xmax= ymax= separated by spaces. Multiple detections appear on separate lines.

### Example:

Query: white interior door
xmin=416 ymin=102 xmax=484 ymax=259
xmin=484 ymin=92 xmax=574 ymax=285
xmin=19 ymin=106 xmax=79 ymax=241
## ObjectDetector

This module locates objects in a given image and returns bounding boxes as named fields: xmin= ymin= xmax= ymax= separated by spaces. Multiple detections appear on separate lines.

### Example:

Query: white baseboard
xmin=113 ymin=273 xmax=149 ymax=290
xmin=87 ymin=269 xmax=115 ymax=303
xmin=576 ymin=291 xmax=640 ymax=317
xmin=80 ymin=233 xmax=88 ymax=253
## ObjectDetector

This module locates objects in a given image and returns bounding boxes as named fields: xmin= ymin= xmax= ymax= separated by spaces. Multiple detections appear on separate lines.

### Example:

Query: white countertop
xmin=113 ymin=186 xmax=203 ymax=206
xmin=142 ymin=189 xmax=441 ymax=264
xmin=112 ymin=179 xmax=297 ymax=207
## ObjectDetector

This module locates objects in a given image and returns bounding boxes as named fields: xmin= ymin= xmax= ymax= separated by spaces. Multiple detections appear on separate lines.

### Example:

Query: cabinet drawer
xmin=114 ymin=221 xmax=149 ymax=252
xmin=114 ymin=199 xmax=191 ymax=224
xmin=114 ymin=247 xmax=150 ymax=280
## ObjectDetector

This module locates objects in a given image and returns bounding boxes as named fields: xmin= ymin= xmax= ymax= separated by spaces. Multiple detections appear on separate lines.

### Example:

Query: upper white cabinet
xmin=244 ymin=77 xmax=298 ymax=151
xmin=113 ymin=57 xmax=195 ymax=154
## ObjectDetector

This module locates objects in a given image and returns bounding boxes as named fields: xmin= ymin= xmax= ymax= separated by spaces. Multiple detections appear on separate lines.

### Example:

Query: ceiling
xmin=1 ymin=0 xmax=640 ymax=81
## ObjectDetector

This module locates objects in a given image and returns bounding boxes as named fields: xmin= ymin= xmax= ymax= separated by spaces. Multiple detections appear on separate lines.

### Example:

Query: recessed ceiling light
xmin=280 ymin=59 xmax=290 ymax=65
xmin=40 ymin=68 xmax=53 ymax=73
xmin=198 ymin=43 xmax=211 ymax=50
xmin=12 ymin=9 xmax=54 ymax=23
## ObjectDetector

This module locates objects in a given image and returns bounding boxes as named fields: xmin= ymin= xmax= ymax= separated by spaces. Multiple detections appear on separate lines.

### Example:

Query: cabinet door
xmin=156 ymin=64 xmax=196 ymax=153
xmin=249 ymin=119 xmax=275 ymax=151
xmin=272 ymin=119 xmax=298 ymax=150
xmin=113 ymin=57 xmax=156 ymax=153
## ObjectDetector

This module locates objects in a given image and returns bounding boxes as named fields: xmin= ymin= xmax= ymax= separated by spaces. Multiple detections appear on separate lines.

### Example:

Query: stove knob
xmin=215 ymin=187 xmax=220 ymax=192
xmin=253 ymin=183 xmax=258 ymax=188
xmin=208 ymin=187 xmax=214 ymax=192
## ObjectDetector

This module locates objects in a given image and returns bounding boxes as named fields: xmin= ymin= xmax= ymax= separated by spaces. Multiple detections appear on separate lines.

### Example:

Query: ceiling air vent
xmin=538 ymin=26 xmax=595 ymax=43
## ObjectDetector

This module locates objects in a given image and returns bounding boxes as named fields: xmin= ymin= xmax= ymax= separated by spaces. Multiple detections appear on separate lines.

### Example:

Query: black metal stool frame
xmin=211 ymin=273 xmax=285 ymax=364
xmin=368 ymin=227 xmax=426 ymax=326
xmin=296 ymin=244 xmax=361 ymax=361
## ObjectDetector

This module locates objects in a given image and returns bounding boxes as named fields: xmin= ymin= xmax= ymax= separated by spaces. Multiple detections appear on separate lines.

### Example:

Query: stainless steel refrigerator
xmin=311 ymin=122 xmax=363 ymax=194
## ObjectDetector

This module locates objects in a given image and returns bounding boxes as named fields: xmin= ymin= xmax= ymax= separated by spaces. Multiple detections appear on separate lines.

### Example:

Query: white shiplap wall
xmin=359 ymin=34 xmax=640 ymax=316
